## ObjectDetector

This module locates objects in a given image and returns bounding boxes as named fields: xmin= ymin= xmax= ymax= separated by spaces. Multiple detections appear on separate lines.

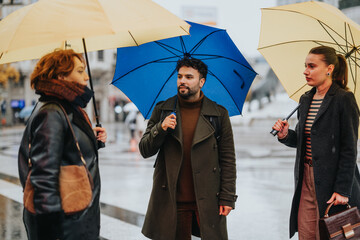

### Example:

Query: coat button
xmin=216 ymin=192 xmax=219 ymax=197
xmin=213 ymin=167 xmax=216 ymax=172
xmin=154 ymin=130 xmax=158 ymax=135
xmin=161 ymin=185 xmax=167 ymax=190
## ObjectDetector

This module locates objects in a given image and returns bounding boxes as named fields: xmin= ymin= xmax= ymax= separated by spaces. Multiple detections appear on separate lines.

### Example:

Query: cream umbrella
xmin=0 ymin=0 xmax=190 ymax=64
xmin=0 ymin=0 xmax=190 ymax=146
xmin=258 ymin=1 xmax=360 ymax=103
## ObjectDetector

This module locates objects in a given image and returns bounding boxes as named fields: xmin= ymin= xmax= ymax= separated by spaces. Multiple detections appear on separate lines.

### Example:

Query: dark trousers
xmin=176 ymin=202 xmax=200 ymax=240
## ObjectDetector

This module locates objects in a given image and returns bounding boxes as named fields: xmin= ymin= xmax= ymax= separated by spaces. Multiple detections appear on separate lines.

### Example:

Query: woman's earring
xmin=327 ymin=72 xmax=330 ymax=76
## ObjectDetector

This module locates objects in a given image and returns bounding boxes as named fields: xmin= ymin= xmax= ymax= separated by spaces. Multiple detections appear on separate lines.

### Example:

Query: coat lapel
xmin=192 ymin=97 xmax=221 ymax=146
xmin=71 ymin=109 xmax=97 ymax=150
xmin=161 ymin=95 xmax=221 ymax=146
xmin=298 ymin=88 xmax=314 ymax=136
xmin=313 ymin=83 xmax=339 ymax=125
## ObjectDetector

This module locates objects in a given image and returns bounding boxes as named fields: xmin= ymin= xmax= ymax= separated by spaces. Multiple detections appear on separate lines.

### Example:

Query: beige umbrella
xmin=258 ymin=1 xmax=360 ymax=103
xmin=0 ymin=0 xmax=190 ymax=64
xmin=0 ymin=0 xmax=190 ymax=144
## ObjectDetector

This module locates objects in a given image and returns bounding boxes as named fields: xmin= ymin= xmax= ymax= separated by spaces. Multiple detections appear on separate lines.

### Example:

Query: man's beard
xmin=177 ymin=85 xmax=198 ymax=99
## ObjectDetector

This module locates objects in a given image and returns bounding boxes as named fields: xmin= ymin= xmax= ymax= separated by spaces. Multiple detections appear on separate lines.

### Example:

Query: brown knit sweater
xmin=176 ymin=92 xmax=204 ymax=203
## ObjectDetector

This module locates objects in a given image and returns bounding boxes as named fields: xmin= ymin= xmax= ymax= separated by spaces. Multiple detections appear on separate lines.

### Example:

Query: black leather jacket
xmin=18 ymin=96 xmax=101 ymax=240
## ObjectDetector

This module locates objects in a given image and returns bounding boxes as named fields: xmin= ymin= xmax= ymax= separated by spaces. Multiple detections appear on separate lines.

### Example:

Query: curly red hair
xmin=30 ymin=49 xmax=85 ymax=89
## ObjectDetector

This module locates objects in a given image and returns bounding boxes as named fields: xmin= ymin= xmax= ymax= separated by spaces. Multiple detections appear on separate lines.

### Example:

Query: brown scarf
xmin=35 ymin=79 xmax=93 ymax=126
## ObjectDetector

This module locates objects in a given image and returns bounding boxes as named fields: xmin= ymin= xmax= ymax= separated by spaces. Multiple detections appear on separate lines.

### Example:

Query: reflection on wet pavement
xmin=2 ymin=120 xmax=360 ymax=239
xmin=0 ymin=194 xmax=26 ymax=240
xmin=0 ymin=172 xmax=20 ymax=185
xmin=100 ymin=202 xmax=144 ymax=227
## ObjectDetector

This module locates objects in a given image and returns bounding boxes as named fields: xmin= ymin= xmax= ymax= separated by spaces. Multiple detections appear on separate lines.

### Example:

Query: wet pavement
xmin=1 ymin=117 xmax=359 ymax=240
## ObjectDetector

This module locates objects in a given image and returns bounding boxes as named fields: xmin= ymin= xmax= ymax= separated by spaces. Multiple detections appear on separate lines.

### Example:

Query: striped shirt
xmin=304 ymin=99 xmax=323 ymax=160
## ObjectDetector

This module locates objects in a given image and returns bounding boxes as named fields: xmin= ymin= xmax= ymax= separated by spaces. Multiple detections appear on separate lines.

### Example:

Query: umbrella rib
xmin=180 ymin=36 xmax=188 ymax=53
xmin=180 ymin=25 xmax=190 ymax=35
xmin=154 ymin=41 xmax=184 ymax=56
xmin=128 ymin=31 xmax=139 ymax=46
xmin=347 ymin=23 xmax=356 ymax=48
xmin=258 ymin=40 xmax=348 ymax=50
xmin=144 ymin=68 xmax=177 ymax=119
xmin=207 ymin=69 xmax=243 ymax=114
xmin=317 ymin=43 xmax=360 ymax=62
xmin=348 ymin=57 xmax=356 ymax=90
xmin=317 ymin=21 xmax=347 ymax=54
xmin=189 ymin=30 xmax=224 ymax=54
xmin=111 ymin=56 xmax=180 ymax=84
xmin=355 ymin=51 xmax=358 ymax=93
xmin=289 ymin=83 xmax=309 ymax=99
xmin=345 ymin=23 xmax=350 ymax=54
xmin=192 ymin=53 xmax=258 ymax=74
xmin=261 ymin=8 xmax=354 ymax=52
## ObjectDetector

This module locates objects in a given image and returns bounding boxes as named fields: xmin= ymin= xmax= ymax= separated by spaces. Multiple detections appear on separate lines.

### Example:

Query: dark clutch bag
xmin=319 ymin=202 xmax=360 ymax=239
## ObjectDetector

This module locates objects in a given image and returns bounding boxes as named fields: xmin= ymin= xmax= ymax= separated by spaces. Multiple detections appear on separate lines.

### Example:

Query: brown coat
xmin=139 ymin=95 xmax=237 ymax=240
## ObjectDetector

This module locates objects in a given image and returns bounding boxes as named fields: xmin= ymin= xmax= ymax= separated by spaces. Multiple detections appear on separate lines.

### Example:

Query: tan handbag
xmin=23 ymin=103 xmax=93 ymax=215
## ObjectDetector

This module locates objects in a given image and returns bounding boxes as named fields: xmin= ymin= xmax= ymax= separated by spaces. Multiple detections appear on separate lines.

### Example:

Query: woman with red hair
xmin=18 ymin=49 xmax=106 ymax=240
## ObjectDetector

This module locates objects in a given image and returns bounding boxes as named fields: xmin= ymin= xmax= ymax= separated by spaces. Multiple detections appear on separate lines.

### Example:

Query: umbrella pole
xmin=270 ymin=104 xmax=300 ymax=136
xmin=82 ymin=38 xmax=105 ymax=148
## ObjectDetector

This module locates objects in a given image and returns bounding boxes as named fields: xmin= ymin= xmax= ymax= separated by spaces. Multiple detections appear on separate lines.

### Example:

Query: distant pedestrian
xmin=125 ymin=110 xmax=137 ymax=139
xmin=125 ymin=110 xmax=137 ymax=152
xmin=139 ymin=57 xmax=237 ymax=240
xmin=272 ymin=46 xmax=360 ymax=239
xmin=136 ymin=111 xmax=146 ymax=138
xmin=18 ymin=49 xmax=107 ymax=240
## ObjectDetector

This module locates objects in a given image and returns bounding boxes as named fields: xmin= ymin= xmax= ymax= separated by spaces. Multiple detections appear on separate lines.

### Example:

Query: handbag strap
xmin=324 ymin=201 xmax=351 ymax=217
xmin=28 ymin=101 xmax=87 ymax=167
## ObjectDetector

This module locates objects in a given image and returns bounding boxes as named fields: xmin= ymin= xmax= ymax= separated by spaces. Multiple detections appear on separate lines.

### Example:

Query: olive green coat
xmin=139 ymin=95 xmax=237 ymax=240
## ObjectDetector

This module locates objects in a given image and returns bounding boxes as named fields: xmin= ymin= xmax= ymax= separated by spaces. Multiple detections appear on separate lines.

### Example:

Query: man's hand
xmin=219 ymin=205 xmax=232 ymax=216
xmin=161 ymin=114 xmax=177 ymax=131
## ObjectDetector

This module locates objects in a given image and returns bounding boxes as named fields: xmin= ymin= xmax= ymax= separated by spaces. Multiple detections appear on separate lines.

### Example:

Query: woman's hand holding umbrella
xmin=272 ymin=119 xmax=289 ymax=139
xmin=94 ymin=126 xmax=107 ymax=144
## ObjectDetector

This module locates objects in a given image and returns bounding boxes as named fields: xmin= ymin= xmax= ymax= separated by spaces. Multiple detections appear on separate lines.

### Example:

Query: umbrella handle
xmin=96 ymin=123 xmax=106 ymax=149
xmin=270 ymin=104 xmax=300 ymax=136
xmin=270 ymin=128 xmax=280 ymax=136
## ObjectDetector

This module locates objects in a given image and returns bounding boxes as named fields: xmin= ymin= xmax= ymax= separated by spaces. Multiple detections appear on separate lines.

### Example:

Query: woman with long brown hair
xmin=18 ymin=49 xmax=106 ymax=240
xmin=272 ymin=46 xmax=360 ymax=239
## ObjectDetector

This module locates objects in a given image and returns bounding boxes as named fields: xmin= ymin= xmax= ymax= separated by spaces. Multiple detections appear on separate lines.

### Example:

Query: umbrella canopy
xmin=0 ymin=0 xmax=189 ymax=133
xmin=112 ymin=21 xmax=257 ymax=119
xmin=258 ymin=1 xmax=360 ymax=103
xmin=0 ymin=0 xmax=190 ymax=64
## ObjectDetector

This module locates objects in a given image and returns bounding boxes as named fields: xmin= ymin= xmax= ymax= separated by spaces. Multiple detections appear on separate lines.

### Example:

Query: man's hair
xmin=176 ymin=57 xmax=208 ymax=80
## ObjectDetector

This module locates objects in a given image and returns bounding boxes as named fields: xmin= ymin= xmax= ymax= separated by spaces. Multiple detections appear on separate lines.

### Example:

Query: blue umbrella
xmin=112 ymin=21 xmax=257 ymax=119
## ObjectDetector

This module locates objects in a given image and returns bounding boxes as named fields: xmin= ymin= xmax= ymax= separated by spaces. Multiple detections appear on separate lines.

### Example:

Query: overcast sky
xmin=153 ymin=0 xmax=278 ymax=58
